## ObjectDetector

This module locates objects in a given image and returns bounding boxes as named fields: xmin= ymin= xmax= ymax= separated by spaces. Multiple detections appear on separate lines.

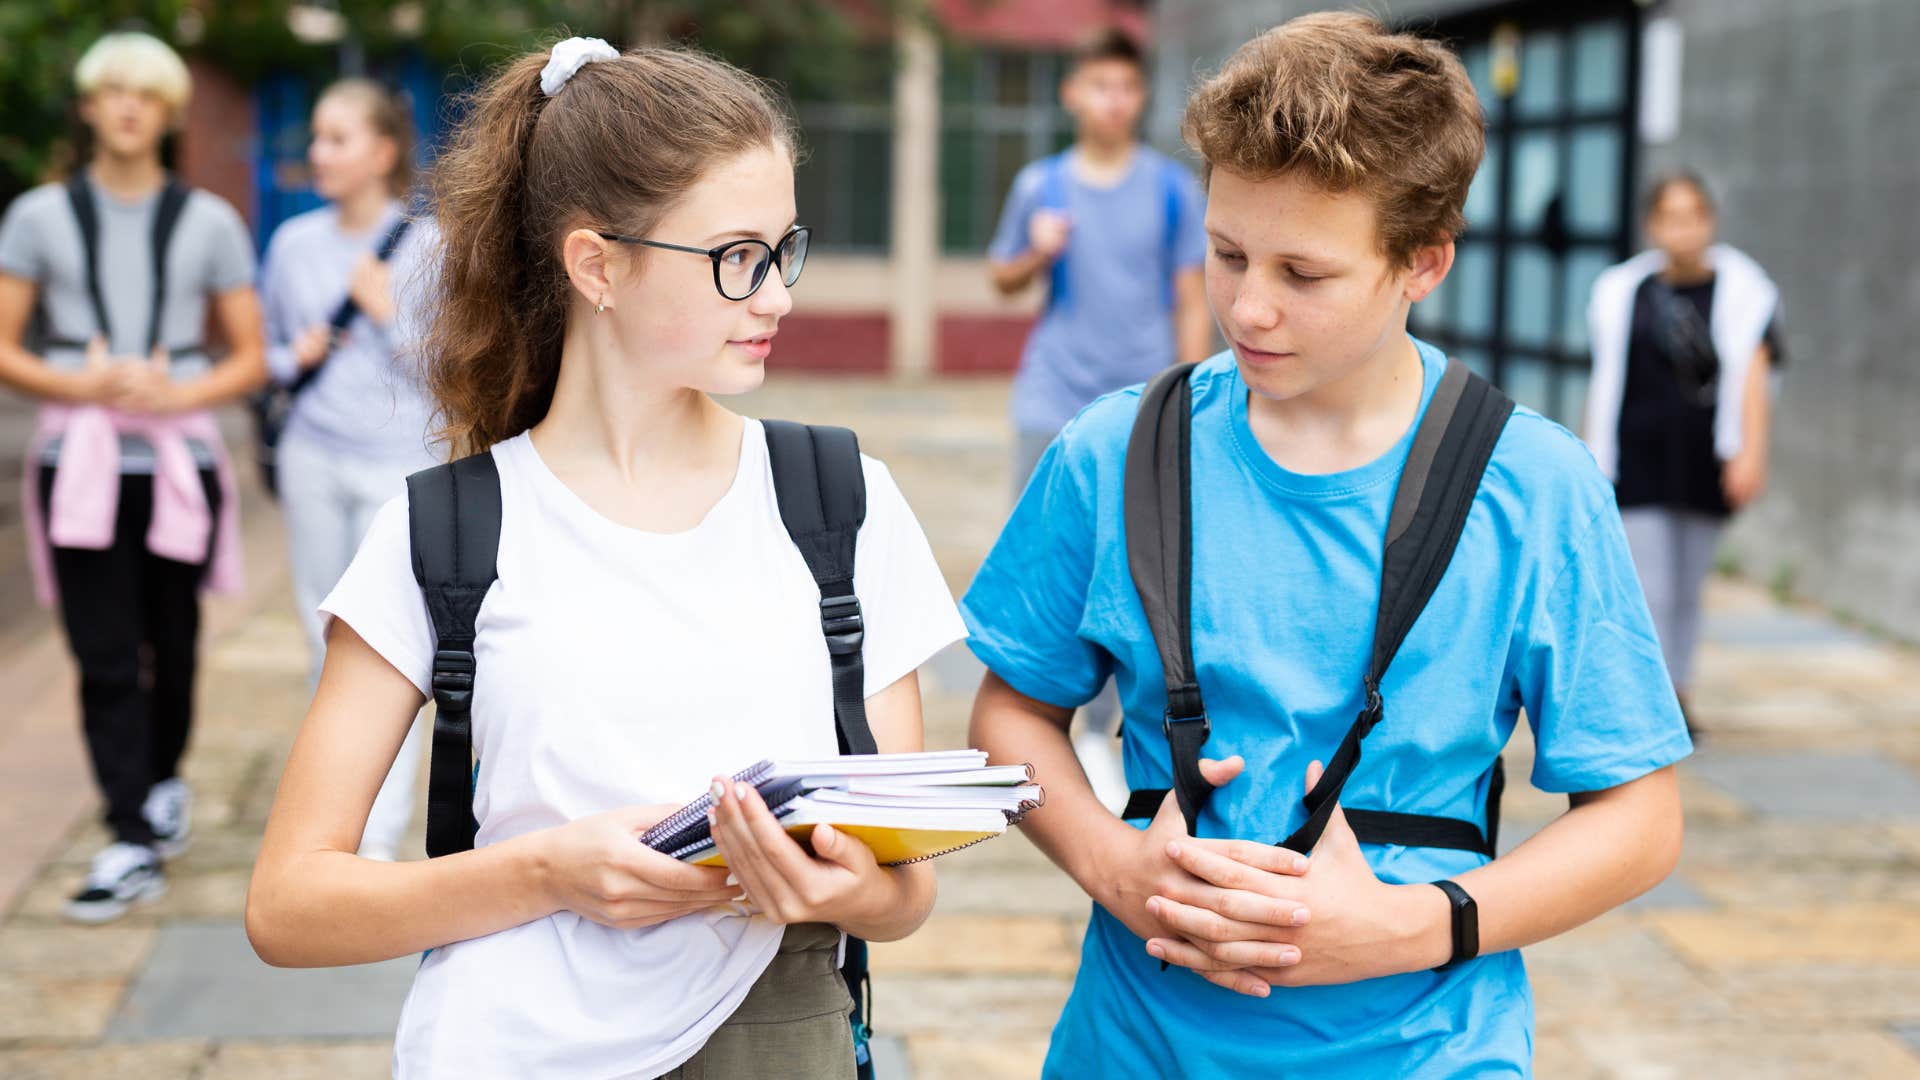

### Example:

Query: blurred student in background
xmin=259 ymin=78 xmax=439 ymax=860
xmin=0 ymin=30 xmax=264 ymax=922
xmin=1585 ymin=173 xmax=1783 ymax=729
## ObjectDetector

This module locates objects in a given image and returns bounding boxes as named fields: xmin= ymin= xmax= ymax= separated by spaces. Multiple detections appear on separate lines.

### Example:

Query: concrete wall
xmin=1153 ymin=0 xmax=1920 ymax=640
xmin=1640 ymin=0 xmax=1920 ymax=640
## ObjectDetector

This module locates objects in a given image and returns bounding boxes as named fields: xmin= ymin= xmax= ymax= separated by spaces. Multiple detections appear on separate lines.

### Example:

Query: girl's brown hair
xmin=424 ymin=45 xmax=797 ymax=456
xmin=1181 ymin=12 xmax=1485 ymax=266
xmin=316 ymin=78 xmax=416 ymax=197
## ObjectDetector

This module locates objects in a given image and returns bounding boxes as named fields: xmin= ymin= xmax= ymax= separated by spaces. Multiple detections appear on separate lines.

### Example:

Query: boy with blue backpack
xmin=966 ymin=14 xmax=1691 ymax=1076
xmin=987 ymin=26 xmax=1210 ymax=810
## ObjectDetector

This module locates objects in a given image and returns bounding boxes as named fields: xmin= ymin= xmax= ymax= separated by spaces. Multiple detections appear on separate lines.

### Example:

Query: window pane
xmin=1507 ymin=132 xmax=1560 ymax=233
xmin=941 ymin=127 xmax=977 ymax=251
xmin=1463 ymin=141 xmax=1500 ymax=234
xmin=1571 ymin=20 xmax=1627 ymax=112
xmin=1560 ymin=364 xmax=1592 ymax=430
xmin=1515 ymin=32 xmax=1563 ymax=119
xmin=1505 ymin=245 xmax=1555 ymax=348
xmin=995 ymin=52 xmax=1032 ymax=106
xmin=943 ymin=46 xmax=980 ymax=105
xmin=1567 ymin=125 xmax=1622 ymax=235
xmin=1561 ymin=246 xmax=1616 ymax=354
xmin=1503 ymin=354 xmax=1554 ymax=416
xmin=848 ymin=129 xmax=892 ymax=249
xmin=1455 ymin=348 xmax=1492 ymax=380
xmin=1452 ymin=244 xmax=1495 ymax=338
xmin=1462 ymin=43 xmax=1494 ymax=105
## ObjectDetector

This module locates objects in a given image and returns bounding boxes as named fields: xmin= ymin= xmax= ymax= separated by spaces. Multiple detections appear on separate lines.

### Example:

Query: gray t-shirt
xmin=0 ymin=177 xmax=255 ymax=471
xmin=0 ymin=177 xmax=256 ymax=378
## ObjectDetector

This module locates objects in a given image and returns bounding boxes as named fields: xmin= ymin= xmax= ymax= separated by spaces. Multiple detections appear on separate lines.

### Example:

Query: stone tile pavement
xmin=1 ymin=377 xmax=1916 ymax=1078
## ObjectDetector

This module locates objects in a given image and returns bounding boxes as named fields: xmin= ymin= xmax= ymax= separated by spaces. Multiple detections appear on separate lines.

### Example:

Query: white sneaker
xmin=143 ymin=778 xmax=193 ymax=860
xmin=63 ymin=842 xmax=166 ymax=924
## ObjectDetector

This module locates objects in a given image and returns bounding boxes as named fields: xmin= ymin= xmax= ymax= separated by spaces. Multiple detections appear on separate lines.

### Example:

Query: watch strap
xmin=1431 ymin=878 xmax=1478 ymax=969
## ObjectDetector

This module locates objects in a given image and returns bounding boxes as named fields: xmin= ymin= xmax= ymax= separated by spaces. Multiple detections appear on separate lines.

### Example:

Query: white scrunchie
xmin=541 ymin=36 xmax=618 ymax=97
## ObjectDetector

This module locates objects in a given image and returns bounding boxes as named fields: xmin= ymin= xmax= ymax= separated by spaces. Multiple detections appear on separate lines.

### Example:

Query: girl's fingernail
xmin=1146 ymin=942 xmax=1163 ymax=959
xmin=1282 ymin=948 xmax=1301 ymax=965
xmin=1166 ymin=842 xmax=1182 ymax=858
xmin=1253 ymin=984 xmax=1270 ymax=998
xmin=1146 ymin=897 xmax=1161 ymax=914
xmin=733 ymin=782 xmax=750 ymax=802
xmin=711 ymin=780 xmax=727 ymax=800
xmin=1295 ymin=857 xmax=1310 ymax=874
xmin=724 ymin=873 xmax=738 ymax=887
xmin=1292 ymin=907 xmax=1311 ymax=926
xmin=706 ymin=810 xmax=717 ymax=827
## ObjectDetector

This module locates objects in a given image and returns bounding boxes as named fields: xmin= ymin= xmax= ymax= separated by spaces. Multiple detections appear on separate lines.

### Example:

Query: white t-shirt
xmin=320 ymin=421 xmax=966 ymax=1079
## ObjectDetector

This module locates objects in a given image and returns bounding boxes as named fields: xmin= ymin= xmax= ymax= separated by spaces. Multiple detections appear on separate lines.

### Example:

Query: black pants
xmin=39 ymin=465 xmax=220 ymax=846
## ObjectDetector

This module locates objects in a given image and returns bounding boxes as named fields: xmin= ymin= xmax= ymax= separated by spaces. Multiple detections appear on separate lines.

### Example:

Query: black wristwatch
xmin=1430 ymin=879 xmax=1478 ymax=970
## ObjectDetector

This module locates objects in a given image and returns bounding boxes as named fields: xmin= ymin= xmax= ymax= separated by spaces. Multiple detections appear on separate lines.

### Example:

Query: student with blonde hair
xmin=0 ymin=30 xmax=265 ymax=923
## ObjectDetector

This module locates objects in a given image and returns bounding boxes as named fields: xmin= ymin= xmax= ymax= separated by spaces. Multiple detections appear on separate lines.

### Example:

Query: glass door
xmin=1408 ymin=1 xmax=1642 ymax=427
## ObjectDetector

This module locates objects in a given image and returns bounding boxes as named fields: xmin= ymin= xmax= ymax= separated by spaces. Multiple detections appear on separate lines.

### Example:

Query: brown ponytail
xmin=423 ymin=44 xmax=797 ymax=456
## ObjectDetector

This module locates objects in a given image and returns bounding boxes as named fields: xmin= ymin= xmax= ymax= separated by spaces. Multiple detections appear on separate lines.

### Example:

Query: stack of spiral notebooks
xmin=641 ymin=750 xmax=1044 ymax=867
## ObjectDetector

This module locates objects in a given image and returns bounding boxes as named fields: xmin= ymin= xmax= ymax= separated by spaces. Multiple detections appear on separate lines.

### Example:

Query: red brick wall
xmin=177 ymin=58 xmax=256 ymax=228
xmin=774 ymin=313 xmax=1033 ymax=375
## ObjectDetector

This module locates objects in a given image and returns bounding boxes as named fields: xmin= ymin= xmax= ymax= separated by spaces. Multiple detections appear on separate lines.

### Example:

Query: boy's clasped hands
xmin=1096 ymin=756 xmax=1450 ymax=997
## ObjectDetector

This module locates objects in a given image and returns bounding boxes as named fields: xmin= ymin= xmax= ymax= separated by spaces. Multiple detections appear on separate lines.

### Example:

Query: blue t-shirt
xmin=989 ymin=147 xmax=1207 ymax=436
xmin=961 ymin=340 xmax=1691 ymax=1077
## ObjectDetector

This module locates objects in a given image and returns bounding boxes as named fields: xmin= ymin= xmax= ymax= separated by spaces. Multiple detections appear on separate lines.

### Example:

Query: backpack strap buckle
xmin=431 ymin=648 xmax=476 ymax=712
xmin=1358 ymin=685 xmax=1384 ymax=735
xmin=819 ymin=593 xmax=865 ymax=657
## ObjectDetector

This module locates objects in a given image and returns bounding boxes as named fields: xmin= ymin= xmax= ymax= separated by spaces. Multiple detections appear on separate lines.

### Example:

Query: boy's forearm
xmin=968 ymin=673 xmax=1136 ymax=896
xmin=1450 ymin=766 xmax=1682 ymax=958
xmin=1742 ymin=344 xmax=1772 ymax=455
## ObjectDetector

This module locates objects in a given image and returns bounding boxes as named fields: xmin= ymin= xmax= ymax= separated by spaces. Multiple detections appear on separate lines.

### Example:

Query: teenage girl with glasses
xmin=246 ymin=40 xmax=963 ymax=1078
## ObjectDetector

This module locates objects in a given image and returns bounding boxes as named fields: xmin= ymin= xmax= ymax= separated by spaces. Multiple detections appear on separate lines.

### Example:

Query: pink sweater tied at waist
xmin=21 ymin=403 xmax=244 ymax=606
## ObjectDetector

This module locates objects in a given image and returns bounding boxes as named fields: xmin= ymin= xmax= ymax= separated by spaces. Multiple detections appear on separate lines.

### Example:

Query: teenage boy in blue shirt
xmin=964 ymin=13 xmax=1691 ymax=1077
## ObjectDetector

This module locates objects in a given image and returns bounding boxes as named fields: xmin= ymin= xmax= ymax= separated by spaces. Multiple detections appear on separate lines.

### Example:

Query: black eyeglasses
xmin=596 ymin=226 xmax=810 ymax=301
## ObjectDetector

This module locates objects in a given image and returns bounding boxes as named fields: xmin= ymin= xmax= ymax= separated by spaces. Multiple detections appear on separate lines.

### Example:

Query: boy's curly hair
xmin=1182 ymin=12 xmax=1485 ymax=265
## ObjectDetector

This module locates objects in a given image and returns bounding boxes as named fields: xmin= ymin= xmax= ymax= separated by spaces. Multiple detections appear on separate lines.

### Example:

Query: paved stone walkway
xmin=1 ymin=377 xmax=1916 ymax=1078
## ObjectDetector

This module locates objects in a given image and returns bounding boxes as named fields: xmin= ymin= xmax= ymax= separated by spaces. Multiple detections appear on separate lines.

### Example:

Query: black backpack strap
xmin=63 ymin=175 xmax=111 ymax=345
xmin=64 ymin=174 xmax=194 ymax=356
xmin=1121 ymin=363 xmax=1210 ymax=834
xmin=406 ymin=452 xmax=502 ymax=858
xmin=147 ymin=179 xmax=192 ymax=355
xmin=1279 ymin=358 xmax=1513 ymax=856
xmin=762 ymin=420 xmax=877 ymax=756
xmin=290 ymin=214 xmax=414 ymax=397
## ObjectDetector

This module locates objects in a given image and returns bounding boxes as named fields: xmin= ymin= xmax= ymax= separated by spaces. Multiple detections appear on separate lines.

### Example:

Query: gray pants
xmin=278 ymin=432 xmax=433 ymax=859
xmin=1621 ymin=507 xmax=1724 ymax=690
xmin=657 ymin=923 xmax=855 ymax=1079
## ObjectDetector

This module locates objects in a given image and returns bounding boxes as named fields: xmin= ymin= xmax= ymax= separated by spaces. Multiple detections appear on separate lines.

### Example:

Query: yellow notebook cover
xmin=688 ymin=821 xmax=1003 ymax=868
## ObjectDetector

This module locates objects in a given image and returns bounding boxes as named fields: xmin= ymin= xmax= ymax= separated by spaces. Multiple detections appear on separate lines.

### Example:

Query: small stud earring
xmin=595 ymin=299 xmax=606 ymax=315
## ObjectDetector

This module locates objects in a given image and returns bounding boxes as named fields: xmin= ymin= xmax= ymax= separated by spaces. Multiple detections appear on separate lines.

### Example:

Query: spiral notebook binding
xmin=639 ymin=759 xmax=775 ymax=848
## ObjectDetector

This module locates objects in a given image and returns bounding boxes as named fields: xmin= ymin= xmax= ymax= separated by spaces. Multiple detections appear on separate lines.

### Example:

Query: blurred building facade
xmin=1153 ymin=0 xmax=1920 ymax=642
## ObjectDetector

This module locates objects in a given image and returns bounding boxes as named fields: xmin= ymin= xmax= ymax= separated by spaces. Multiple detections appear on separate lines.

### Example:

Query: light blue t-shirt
xmin=988 ymin=147 xmax=1206 ymax=436
xmin=961 ymin=339 xmax=1691 ymax=1077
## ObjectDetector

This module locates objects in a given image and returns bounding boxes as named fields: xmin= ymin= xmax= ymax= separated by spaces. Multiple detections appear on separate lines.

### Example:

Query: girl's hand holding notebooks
xmin=538 ymin=804 xmax=743 ymax=931
xmin=706 ymin=777 xmax=913 ymax=932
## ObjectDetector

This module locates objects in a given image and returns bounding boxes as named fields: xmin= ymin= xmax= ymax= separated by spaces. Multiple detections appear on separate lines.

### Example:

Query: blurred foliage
xmin=0 ymin=0 xmax=910 ymax=201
